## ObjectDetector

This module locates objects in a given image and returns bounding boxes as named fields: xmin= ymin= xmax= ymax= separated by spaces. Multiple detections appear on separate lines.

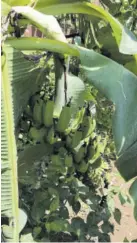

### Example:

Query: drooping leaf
xmin=6 ymin=37 xmax=79 ymax=56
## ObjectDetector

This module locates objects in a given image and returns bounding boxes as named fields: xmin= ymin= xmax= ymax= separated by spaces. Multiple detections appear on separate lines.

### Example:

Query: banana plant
xmin=1 ymin=1 xmax=137 ymax=241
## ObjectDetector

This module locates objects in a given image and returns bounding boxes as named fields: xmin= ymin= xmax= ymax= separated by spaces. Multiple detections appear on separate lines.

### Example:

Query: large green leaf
xmin=3 ymin=0 xmax=31 ymax=6
xmin=34 ymin=0 xmax=137 ymax=55
xmin=1 ymin=1 xmax=11 ymax=16
xmin=79 ymin=47 xmax=137 ymax=157
xmin=6 ymin=37 xmax=137 ymax=181
xmin=116 ymin=141 xmax=137 ymax=181
xmin=129 ymin=178 xmax=137 ymax=221
xmin=1 ymin=49 xmax=19 ymax=242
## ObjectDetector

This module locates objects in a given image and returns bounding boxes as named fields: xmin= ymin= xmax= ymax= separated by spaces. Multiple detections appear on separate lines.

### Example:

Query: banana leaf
xmin=1 ymin=49 xmax=19 ymax=242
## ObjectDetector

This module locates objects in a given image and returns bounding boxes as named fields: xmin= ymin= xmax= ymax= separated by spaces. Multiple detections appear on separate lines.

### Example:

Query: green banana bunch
xmin=42 ymin=98 xmax=54 ymax=127
xmin=33 ymin=98 xmax=43 ymax=125
xmin=81 ymin=104 xmax=96 ymax=139
xmin=74 ymin=142 xmax=87 ymax=163
xmin=76 ymin=160 xmax=89 ymax=173
xmin=65 ymin=153 xmax=73 ymax=167
xmin=28 ymin=126 xmax=46 ymax=143
xmin=46 ymin=127 xmax=58 ymax=145
xmin=56 ymin=101 xmax=72 ymax=133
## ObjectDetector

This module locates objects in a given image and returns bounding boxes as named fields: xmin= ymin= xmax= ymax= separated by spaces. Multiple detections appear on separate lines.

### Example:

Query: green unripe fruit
xmin=28 ymin=127 xmax=46 ymax=143
xmin=33 ymin=99 xmax=43 ymax=125
xmin=42 ymin=99 xmax=54 ymax=127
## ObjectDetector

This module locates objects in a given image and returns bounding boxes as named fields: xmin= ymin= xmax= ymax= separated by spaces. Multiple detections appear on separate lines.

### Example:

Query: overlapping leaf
xmin=34 ymin=0 xmax=137 ymax=55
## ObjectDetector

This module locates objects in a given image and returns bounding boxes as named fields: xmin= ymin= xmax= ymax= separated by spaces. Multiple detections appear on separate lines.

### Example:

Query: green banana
xmin=46 ymin=127 xmax=58 ymax=145
xmin=76 ymin=160 xmax=89 ymax=173
xmin=81 ymin=104 xmax=96 ymax=139
xmin=74 ymin=143 xmax=87 ymax=163
xmin=28 ymin=126 xmax=46 ymax=143
xmin=65 ymin=153 xmax=73 ymax=167
xmin=82 ymin=116 xmax=96 ymax=139
xmin=71 ymin=129 xmax=83 ymax=148
xmin=87 ymin=144 xmax=96 ymax=161
xmin=24 ymin=104 xmax=32 ymax=117
xmin=66 ymin=133 xmax=73 ymax=147
xmin=42 ymin=99 xmax=54 ymax=127
xmin=33 ymin=98 xmax=43 ymax=125
xmin=56 ymin=102 xmax=72 ymax=133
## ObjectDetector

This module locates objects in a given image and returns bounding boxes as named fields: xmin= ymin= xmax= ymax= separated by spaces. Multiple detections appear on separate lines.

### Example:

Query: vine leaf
xmin=118 ymin=192 xmax=127 ymax=205
xmin=113 ymin=208 xmax=121 ymax=225
xmin=50 ymin=197 xmax=59 ymax=212
xmin=46 ymin=219 xmax=70 ymax=232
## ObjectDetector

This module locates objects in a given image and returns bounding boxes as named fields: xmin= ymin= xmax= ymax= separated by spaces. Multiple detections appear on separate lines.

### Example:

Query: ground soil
xmin=68 ymin=166 xmax=137 ymax=242
xmin=110 ymin=167 xmax=137 ymax=242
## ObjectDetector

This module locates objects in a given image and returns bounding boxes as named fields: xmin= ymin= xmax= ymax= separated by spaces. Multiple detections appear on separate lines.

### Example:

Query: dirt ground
xmin=68 ymin=166 xmax=137 ymax=242
xmin=110 ymin=167 xmax=137 ymax=242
